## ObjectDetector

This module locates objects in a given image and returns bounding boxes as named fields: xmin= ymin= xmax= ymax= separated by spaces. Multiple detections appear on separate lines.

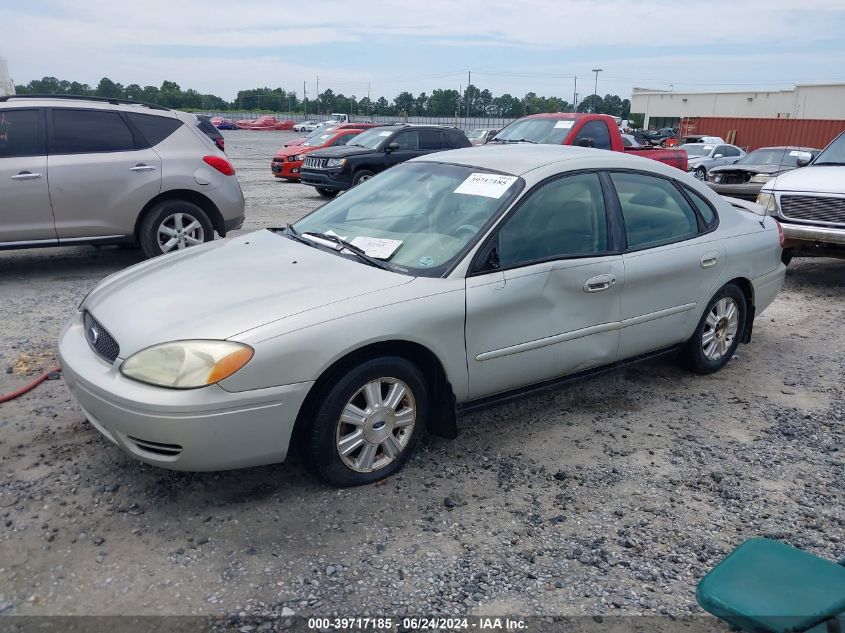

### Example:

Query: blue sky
xmin=3 ymin=0 xmax=845 ymax=102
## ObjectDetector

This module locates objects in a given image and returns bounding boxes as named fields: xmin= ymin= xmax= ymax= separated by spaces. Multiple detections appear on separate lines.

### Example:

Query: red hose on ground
xmin=0 ymin=367 xmax=62 ymax=403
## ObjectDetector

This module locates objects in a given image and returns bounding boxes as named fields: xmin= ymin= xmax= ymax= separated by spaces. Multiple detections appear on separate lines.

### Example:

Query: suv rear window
xmin=445 ymin=131 xmax=467 ymax=149
xmin=0 ymin=109 xmax=42 ymax=158
xmin=51 ymin=109 xmax=135 ymax=154
xmin=127 ymin=113 xmax=183 ymax=147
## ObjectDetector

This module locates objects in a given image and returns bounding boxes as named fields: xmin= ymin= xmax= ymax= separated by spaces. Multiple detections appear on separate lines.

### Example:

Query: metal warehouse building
xmin=631 ymin=83 xmax=845 ymax=130
xmin=0 ymin=56 xmax=14 ymax=97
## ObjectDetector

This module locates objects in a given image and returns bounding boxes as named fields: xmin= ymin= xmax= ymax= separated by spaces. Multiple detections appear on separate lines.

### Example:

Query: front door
xmin=47 ymin=108 xmax=162 ymax=240
xmin=0 ymin=108 xmax=56 ymax=244
xmin=384 ymin=129 xmax=427 ymax=168
xmin=465 ymin=172 xmax=623 ymax=399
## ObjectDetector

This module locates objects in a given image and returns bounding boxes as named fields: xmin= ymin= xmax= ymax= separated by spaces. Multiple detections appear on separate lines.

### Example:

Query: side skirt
xmin=457 ymin=345 xmax=684 ymax=416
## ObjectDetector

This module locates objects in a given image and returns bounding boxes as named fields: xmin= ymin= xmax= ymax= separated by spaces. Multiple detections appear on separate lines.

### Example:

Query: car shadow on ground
xmin=0 ymin=245 xmax=145 ymax=280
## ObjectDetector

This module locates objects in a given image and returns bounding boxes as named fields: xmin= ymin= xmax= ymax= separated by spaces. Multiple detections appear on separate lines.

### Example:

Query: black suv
xmin=299 ymin=124 xmax=471 ymax=197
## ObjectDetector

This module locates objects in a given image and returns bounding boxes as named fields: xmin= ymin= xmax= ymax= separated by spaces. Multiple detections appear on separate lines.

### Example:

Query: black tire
xmin=352 ymin=170 xmax=375 ymax=186
xmin=781 ymin=250 xmax=793 ymax=266
xmin=315 ymin=187 xmax=339 ymax=198
xmin=138 ymin=200 xmax=213 ymax=259
xmin=682 ymin=283 xmax=747 ymax=374
xmin=694 ymin=166 xmax=707 ymax=181
xmin=304 ymin=356 xmax=428 ymax=487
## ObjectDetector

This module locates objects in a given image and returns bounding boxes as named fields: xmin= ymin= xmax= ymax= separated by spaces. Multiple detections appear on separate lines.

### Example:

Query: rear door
xmin=609 ymin=171 xmax=725 ymax=359
xmin=0 ymin=107 xmax=56 ymax=244
xmin=47 ymin=108 xmax=162 ymax=240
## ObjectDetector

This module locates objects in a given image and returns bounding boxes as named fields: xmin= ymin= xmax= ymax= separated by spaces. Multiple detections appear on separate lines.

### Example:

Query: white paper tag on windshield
xmin=554 ymin=120 xmax=575 ymax=129
xmin=788 ymin=150 xmax=802 ymax=156
xmin=454 ymin=173 xmax=518 ymax=199
xmin=349 ymin=236 xmax=403 ymax=259
xmin=378 ymin=131 xmax=392 ymax=136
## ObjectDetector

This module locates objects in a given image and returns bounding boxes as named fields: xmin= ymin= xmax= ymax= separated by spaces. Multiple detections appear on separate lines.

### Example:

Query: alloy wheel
xmin=702 ymin=297 xmax=740 ymax=360
xmin=157 ymin=212 xmax=205 ymax=253
xmin=335 ymin=377 xmax=416 ymax=473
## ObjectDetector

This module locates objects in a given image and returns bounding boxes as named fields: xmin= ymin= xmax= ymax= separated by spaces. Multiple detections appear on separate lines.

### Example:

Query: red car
xmin=245 ymin=115 xmax=279 ymax=130
xmin=284 ymin=122 xmax=381 ymax=147
xmin=274 ymin=119 xmax=296 ymax=130
xmin=271 ymin=128 xmax=365 ymax=180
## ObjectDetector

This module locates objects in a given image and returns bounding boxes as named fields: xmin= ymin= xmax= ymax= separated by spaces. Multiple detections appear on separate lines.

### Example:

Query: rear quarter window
xmin=684 ymin=186 xmax=718 ymax=227
xmin=127 ymin=113 xmax=183 ymax=147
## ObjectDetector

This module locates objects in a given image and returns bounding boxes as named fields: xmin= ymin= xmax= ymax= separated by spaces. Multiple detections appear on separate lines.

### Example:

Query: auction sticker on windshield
xmin=554 ymin=120 xmax=575 ymax=129
xmin=349 ymin=236 xmax=403 ymax=259
xmin=454 ymin=173 xmax=518 ymax=199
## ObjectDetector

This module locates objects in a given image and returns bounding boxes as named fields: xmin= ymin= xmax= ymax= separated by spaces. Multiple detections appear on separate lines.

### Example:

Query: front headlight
xmin=749 ymin=173 xmax=773 ymax=184
xmin=120 ymin=340 xmax=254 ymax=389
xmin=326 ymin=158 xmax=347 ymax=168
xmin=292 ymin=154 xmax=305 ymax=161
xmin=756 ymin=191 xmax=777 ymax=214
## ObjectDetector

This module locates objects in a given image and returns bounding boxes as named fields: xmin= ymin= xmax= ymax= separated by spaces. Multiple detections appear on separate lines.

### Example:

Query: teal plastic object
xmin=697 ymin=538 xmax=845 ymax=633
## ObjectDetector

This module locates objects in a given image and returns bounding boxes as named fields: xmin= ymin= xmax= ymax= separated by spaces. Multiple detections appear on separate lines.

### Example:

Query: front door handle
xmin=583 ymin=274 xmax=617 ymax=293
xmin=11 ymin=171 xmax=42 ymax=180
xmin=700 ymin=251 xmax=720 ymax=269
xmin=129 ymin=164 xmax=158 ymax=172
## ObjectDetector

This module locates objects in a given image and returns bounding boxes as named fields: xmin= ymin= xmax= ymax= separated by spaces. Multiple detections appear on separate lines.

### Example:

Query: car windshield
xmin=684 ymin=144 xmax=712 ymax=157
xmin=306 ymin=126 xmax=334 ymax=139
xmin=467 ymin=129 xmax=486 ymax=139
xmin=813 ymin=133 xmax=845 ymax=165
xmin=292 ymin=162 xmax=523 ymax=276
xmin=493 ymin=118 xmax=571 ymax=144
xmin=736 ymin=149 xmax=807 ymax=167
xmin=344 ymin=127 xmax=395 ymax=150
xmin=303 ymin=133 xmax=336 ymax=147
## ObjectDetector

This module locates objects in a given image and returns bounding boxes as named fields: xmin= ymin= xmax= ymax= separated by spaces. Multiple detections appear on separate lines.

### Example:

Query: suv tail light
xmin=774 ymin=219 xmax=785 ymax=247
xmin=203 ymin=155 xmax=235 ymax=176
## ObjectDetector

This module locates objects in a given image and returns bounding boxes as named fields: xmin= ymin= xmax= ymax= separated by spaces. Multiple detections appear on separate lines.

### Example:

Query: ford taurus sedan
xmin=59 ymin=145 xmax=786 ymax=487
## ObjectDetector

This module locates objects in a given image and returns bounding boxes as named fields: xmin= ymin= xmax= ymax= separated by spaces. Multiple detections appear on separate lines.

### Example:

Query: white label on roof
xmin=378 ymin=131 xmax=392 ymax=137
xmin=554 ymin=120 xmax=575 ymax=129
xmin=454 ymin=173 xmax=518 ymax=199
xmin=349 ymin=236 xmax=403 ymax=259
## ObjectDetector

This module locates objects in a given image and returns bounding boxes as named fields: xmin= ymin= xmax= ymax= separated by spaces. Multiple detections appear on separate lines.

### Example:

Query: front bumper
xmin=708 ymin=182 xmax=763 ymax=200
xmin=299 ymin=169 xmax=352 ymax=191
xmin=778 ymin=221 xmax=845 ymax=246
xmin=58 ymin=313 xmax=313 ymax=471
xmin=271 ymin=160 xmax=302 ymax=179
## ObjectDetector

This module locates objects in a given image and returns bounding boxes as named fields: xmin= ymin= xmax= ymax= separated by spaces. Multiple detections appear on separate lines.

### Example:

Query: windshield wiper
xmin=812 ymin=161 xmax=845 ymax=166
xmin=301 ymin=232 xmax=392 ymax=270
xmin=501 ymin=138 xmax=537 ymax=144
xmin=283 ymin=223 xmax=314 ymax=246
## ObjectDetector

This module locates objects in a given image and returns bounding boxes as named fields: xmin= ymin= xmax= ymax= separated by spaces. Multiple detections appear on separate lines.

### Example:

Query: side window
xmin=684 ymin=187 xmax=717 ymax=227
xmin=498 ymin=172 xmax=608 ymax=268
xmin=611 ymin=172 xmax=700 ymax=250
xmin=332 ymin=133 xmax=356 ymax=146
xmin=0 ymin=109 xmax=43 ymax=158
xmin=419 ymin=130 xmax=442 ymax=150
xmin=393 ymin=130 xmax=419 ymax=150
xmin=51 ymin=109 xmax=135 ymax=154
xmin=573 ymin=120 xmax=612 ymax=150
xmin=726 ymin=146 xmax=741 ymax=157
xmin=127 ymin=113 xmax=182 ymax=148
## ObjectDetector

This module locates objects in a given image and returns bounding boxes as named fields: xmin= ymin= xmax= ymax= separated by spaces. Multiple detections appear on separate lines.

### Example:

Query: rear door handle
xmin=129 ymin=164 xmax=157 ymax=172
xmin=11 ymin=171 xmax=42 ymax=180
xmin=700 ymin=252 xmax=720 ymax=269
xmin=583 ymin=274 xmax=617 ymax=293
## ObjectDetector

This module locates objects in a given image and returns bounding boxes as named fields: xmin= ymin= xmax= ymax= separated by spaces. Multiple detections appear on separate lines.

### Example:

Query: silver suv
xmin=0 ymin=95 xmax=245 ymax=258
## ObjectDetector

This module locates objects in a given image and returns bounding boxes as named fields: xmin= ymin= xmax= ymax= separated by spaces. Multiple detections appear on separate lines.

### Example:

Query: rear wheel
xmin=315 ymin=187 xmax=339 ymax=198
xmin=138 ymin=200 xmax=213 ymax=259
xmin=304 ymin=357 xmax=428 ymax=487
xmin=682 ymin=283 xmax=746 ymax=374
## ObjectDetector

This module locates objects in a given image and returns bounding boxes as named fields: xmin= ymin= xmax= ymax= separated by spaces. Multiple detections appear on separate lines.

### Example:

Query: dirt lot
xmin=0 ymin=130 xmax=843 ymax=621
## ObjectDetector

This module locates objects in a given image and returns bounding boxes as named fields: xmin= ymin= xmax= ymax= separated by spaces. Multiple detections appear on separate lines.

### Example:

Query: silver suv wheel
xmin=157 ymin=212 xmax=205 ymax=253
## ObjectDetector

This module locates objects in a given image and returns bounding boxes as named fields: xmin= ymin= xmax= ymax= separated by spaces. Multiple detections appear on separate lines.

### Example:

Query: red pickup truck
xmin=492 ymin=113 xmax=687 ymax=171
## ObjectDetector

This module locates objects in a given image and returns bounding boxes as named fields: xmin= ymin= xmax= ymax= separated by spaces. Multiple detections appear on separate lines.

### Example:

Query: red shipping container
xmin=679 ymin=117 xmax=845 ymax=152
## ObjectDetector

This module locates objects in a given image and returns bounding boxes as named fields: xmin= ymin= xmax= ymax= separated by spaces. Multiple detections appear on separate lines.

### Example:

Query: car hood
xmin=687 ymin=156 xmax=713 ymax=166
xmin=710 ymin=164 xmax=787 ymax=175
xmin=274 ymin=146 xmax=317 ymax=159
xmin=762 ymin=166 xmax=845 ymax=194
xmin=308 ymin=144 xmax=379 ymax=159
xmin=284 ymin=137 xmax=306 ymax=147
xmin=83 ymin=230 xmax=413 ymax=357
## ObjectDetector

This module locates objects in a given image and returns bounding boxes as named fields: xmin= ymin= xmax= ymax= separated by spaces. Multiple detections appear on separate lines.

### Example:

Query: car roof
xmin=410 ymin=143 xmax=676 ymax=178
xmin=0 ymin=95 xmax=178 ymax=118
xmin=752 ymin=145 xmax=820 ymax=152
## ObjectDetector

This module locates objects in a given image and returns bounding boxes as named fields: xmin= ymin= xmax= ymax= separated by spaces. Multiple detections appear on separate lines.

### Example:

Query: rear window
xmin=128 ymin=113 xmax=183 ymax=147
xmin=445 ymin=131 xmax=467 ymax=149
xmin=0 ymin=109 xmax=43 ymax=158
xmin=51 ymin=109 xmax=135 ymax=154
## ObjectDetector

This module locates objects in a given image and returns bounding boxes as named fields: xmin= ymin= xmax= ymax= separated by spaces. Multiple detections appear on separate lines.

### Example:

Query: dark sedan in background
xmin=706 ymin=146 xmax=820 ymax=200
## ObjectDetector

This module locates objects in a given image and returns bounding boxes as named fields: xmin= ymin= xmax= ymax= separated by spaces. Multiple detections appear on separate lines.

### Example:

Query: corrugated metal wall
xmin=679 ymin=117 xmax=845 ymax=151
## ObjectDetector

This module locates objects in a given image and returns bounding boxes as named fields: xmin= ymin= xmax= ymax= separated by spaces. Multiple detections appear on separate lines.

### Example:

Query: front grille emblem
xmin=88 ymin=325 xmax=100 ymax=345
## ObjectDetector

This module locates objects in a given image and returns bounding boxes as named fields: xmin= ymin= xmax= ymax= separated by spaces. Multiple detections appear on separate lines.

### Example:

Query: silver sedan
xmin=684 ymin=143 xmax=746 ymax=181
xmin=59 ymin=145 xmax=786 ymax=486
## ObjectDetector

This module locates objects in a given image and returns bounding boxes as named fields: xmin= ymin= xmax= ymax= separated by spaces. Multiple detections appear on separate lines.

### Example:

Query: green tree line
xmin=15 ymin=76 xmax=632 ymax=119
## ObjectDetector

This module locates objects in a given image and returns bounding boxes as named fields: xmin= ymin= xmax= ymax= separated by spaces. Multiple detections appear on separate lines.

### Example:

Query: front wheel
xmin=694 ymin=167 xmax=707 ymax=181
xmin=304 ymin=357 xmax=428 ymax=487
xmin=315 ymin=187 xmax=339 ymax=198
xmin=352 ymin=170 xmax=375 ymax=186
xmin=138 ymin=200 xmax=213 ymax=258
xmin=682 ymin=283 xmax=746 ymax=374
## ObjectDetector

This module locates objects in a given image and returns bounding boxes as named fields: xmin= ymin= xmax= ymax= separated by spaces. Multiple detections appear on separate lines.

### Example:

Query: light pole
xmin=591 ymin=68 xmax=602 ymax=113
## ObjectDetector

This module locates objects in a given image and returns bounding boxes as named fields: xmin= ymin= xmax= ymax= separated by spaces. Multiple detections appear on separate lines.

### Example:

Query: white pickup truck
xmin=757 ymin=130 xmax=845 ymax=262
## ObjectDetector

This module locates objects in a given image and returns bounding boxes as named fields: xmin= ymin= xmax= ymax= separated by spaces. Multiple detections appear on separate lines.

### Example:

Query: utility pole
xmin=467 ymin=70 xmax=471 ymax=117
xmin=303 ymin=81 xmax=307 ymax=115
xmin=367 ymin=82 xmax=371 ymax=117
xmin=573 ymin=76 xmax=577 ymax=112
xmin=316 ymin=75 xmax=319 ymax=115
xmin=591 ymin=68 xmax=602 ymax=113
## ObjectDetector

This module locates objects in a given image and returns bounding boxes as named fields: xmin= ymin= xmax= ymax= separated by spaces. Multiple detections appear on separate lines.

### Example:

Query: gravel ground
xmin=0 ymin=130 xmax=843 ymax=622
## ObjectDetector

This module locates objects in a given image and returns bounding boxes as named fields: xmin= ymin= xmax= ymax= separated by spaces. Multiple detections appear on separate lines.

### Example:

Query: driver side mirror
xmin=714 ymin=153 xmax=724 ymax=158
xmin=796 ymin=153 xmax=813 ymax=167
xmin=386 ymin=142 xmax=400 ymax=152
xmin=575 ymin=137 xmax=594 ymax=148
